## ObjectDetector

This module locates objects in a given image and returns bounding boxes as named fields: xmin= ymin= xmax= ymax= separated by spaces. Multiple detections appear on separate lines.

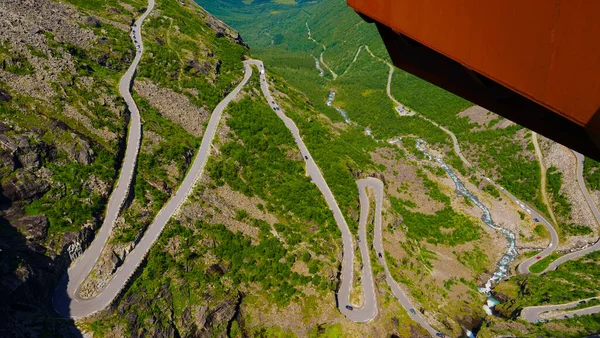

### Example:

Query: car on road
xmin=537 ymin=256 xmax=541 ymax=259
xmin=534 ymin=217 xmax=540 ymax=222
xmin=436 ymin=333 xmax=446 ymax=337
xmin=378 ymin=252 xmax=382 ymax=258
xmin=564 ymin=315 xmax=569 ymax=319
xmin=409 ymin=308 xmax=416 ymax=315
xmin=345 ymin=305 xmax=353 ymax=311
xmin=304 ymin=156 xmax=308 ymax=160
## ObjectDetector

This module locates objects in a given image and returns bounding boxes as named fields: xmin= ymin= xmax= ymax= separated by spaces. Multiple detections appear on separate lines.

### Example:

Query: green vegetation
xmin=24 ymin=150 xmax=115 ymax=234
xmin=583 ymin=157 xmax=600 ymax=191
xmin=496 ymin=251 xmax=600 ymax=317
xmin=483 ymin=184 xmax=500 ymax=199
xmin=547 ymin=166 xmax=572 ymax=220
xmin=209 ymin=84 xmax=334 ymax=227
xmin=390 ymin=69 xmax=471 ymax=120
xmin=266 ymin=72 xmax=382 ymax=231
xmin=251 ymin=326 xmax=297 ymax=338
xmin=139 ymin=0 xmax=248 ymax=111
xmin=453 ymin=247 xmax=489 ymax=275
xmin=571 ymin=298 xmax=600 ymax=310
xmin=561 ymin=223 xmax=593 ymax=236
xmin=390 ymin=197 xmax=480 ymax=246
xmin=479 ymin=314 xmax=600 ymax=338
xmin=533 ymin=224 xmax=547 ymax=237
xmin=308 ymin=323 xmax=344 ymax=338
xmin=417 ymin=169 xmax=450 ymax=204
xmin=529 ymin=252 xmax=562 ymax=273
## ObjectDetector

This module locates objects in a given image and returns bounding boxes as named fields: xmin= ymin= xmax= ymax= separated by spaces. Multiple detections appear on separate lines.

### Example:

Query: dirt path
xmin=532 ymin=132 xmax=559 ymax=227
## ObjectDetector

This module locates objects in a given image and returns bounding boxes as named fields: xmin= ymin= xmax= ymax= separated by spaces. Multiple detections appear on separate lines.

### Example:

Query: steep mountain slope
xmin=195 ymin=0 xmax=600 ymax=336
xmin=0 ymin=0 xmax=246 ymax=336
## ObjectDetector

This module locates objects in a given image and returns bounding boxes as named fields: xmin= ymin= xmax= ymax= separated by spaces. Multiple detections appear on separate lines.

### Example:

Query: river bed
xmin=416 ymin=139 xmax=518 ymax=315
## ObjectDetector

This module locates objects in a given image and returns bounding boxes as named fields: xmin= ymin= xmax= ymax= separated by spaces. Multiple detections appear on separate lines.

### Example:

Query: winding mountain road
xmin=361 ymin=178 xmax=440 ymax=336
xmin=249 ymin=59 xmax=377 ymax=322
xmin=533 ymin=151 xmax=600 ymax=274
xmin=52 ymin=0 xmax=155 ymax=318
xmin=52 ymin=8 xmax=253 ymax=316
xmin=521 ymin=297 xmax=600 ymax=323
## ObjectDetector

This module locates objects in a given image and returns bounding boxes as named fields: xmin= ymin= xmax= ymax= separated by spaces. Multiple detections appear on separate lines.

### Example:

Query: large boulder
xmin=16 ymin=151 xmax=40 ymax=170
xmin=0 ymin=88 xmax=12 ymax=102
xmin=12 ymin=215 xmax=48 ymax=242
xmin=1 ymin=171 xmax=50 ymax=202
xmin=84 ymin=16 xmax=101 ymax=28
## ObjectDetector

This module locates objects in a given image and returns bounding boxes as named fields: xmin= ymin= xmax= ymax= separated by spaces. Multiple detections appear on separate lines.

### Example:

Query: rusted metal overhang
xmin=348 ymin=0 xmax=600 ymax=160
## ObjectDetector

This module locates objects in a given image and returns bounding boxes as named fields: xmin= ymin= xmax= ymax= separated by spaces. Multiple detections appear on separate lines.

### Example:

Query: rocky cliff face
xmin=0 ymin=0 xmax=134 ymax=336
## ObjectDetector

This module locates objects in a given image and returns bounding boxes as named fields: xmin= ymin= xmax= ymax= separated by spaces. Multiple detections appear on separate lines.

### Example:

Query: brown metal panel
xmin=347 ymin=0 xmax=600 ymax=127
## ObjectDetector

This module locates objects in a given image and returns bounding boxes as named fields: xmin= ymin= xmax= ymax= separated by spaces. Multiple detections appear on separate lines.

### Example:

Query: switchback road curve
xmin=52 ymin=0 xmax=155 ymax=319
xmin=521 ymin=297 xmax=600 ymax=323
xmin=52 ymin=25 xmax=252 ymax=316
xmin=360 ymin=178 xmax=440 ymax=336
xmin=248 ymin=59 xmax=378 ymax=322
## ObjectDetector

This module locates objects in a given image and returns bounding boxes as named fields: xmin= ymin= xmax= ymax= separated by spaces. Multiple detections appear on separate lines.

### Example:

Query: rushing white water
xmin=416 ymin=139 xmax=518 ymax=301
xmin=313 ymin=55 xmax=324 ymax=77
xmin=326 ymin=90 xmax=350 ymax=123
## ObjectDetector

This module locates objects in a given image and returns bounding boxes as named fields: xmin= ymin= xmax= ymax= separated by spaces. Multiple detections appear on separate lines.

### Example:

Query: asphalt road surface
xmin=361 ymin=178 xmax=439 ymax=337
xmin=52 ymin=26 xmax=253 ymax=317
xmin=52 ymin=0 xmax=155 ymax=318
xmin=521 ymin=296 xmax=600 ymax=323
xmin=248 ymin=59 xmax=377 ymax=323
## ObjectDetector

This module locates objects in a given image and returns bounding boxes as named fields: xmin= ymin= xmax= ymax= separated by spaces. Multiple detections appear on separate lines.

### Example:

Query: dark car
xmin=345 ymin=305 xmax=353 ymax=311
xmin=533 ymin=217 xmax=540 ymax=222
xmin=436 ymin=333 xmax=445 ymax=338
xmin=304 ymin=156 xmax=308 ymax=160
xmin=409 ymin=308 xmax=416 ymax=315
xmin=378 ymin=252 xmax=383 ymax=258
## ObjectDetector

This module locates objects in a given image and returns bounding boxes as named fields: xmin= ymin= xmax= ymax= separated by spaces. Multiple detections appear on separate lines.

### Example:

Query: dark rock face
xmin=1 ymin=171 xmax=50 ymax=202
xmin=85 ymin=16 xmax=101 ymax=28
xmin=64 ymin=138 xmax=94 ymax=165
xmin=233 ymin=33 xmax=249 ymax=49
xmin=0 ymin=150 xmax=16 ymax=171
xmin=12 ymin=215 xmax=48 ymax=242
xmin=205 ymin=15 xmax=249 ymax=49
xmin=215 ymin=59 xmax=222 ymax=75
xmin=16 ymin=151 xmax=40 ymax=170
xmin=185 ymin=59 xmax=211 ymax=74
xmin=0 ymin=88 xmax=11 ymax=102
